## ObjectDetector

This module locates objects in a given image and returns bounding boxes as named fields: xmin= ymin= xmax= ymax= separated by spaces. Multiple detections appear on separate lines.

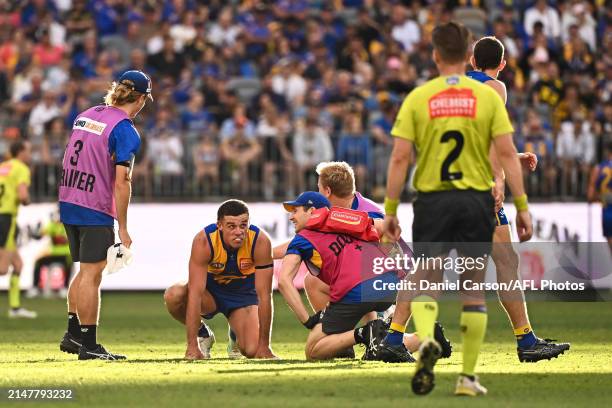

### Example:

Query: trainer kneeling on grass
xmin=164 ymin=199 xmax=276 ymax=360
xmin=278 ymin=191 xmax=399 ymax=360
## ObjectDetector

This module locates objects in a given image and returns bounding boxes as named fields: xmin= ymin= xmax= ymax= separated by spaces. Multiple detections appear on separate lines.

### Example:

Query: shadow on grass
xmin=5 ymin=373 xmax=612 ymax=407
xmin=215 ymin=364 xmax=365 ymax=374
xmin=7 ymin=358 xmax=362 ymax=365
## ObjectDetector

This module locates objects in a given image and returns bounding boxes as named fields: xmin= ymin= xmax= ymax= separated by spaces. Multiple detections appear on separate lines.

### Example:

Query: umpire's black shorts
xmin=412 ymin=189 xmax=495 ymax=258
xmin=321 ymin=301 xmax=393 ymax=335
xmin=64 ymin=224 xmax=114 ymax=263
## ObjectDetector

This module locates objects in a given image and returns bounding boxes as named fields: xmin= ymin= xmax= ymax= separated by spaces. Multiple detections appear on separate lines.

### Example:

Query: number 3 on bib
xmin=440 ymin=130 xmax=464 ymax=181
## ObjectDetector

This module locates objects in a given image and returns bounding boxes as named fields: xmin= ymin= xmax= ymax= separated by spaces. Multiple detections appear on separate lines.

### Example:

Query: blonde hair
xmin=315 ymin=161 xmax=355 ymax=198
xmin=103 ymin=80 xmax=144 ymax=106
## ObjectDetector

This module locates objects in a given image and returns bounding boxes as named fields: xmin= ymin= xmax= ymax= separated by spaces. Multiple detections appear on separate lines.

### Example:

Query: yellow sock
xmin=390 ymin=322 xmax=406 ymax=333
xmin=460 ymin=305 xmax=488 ymax=377
xmin=9 ymin=274 xmax=20 ymax=309
xmin=513 ymin=324 xmax=532 ymax=336
xmin=411 ymin=295 xmax=438 ymax=341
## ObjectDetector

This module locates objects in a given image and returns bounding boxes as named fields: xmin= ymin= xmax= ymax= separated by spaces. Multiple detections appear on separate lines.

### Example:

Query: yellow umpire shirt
xmin=0 ymin=158 xmax=31 ymax=215
xmin=391 ymin=75 xmax=514 ymax=193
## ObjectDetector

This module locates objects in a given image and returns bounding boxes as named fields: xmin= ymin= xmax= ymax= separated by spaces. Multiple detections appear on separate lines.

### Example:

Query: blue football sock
xmin=517 ymin=330 xmax=537 ymax=348
xmin=386 ymin=329 xmax=404 ymax=346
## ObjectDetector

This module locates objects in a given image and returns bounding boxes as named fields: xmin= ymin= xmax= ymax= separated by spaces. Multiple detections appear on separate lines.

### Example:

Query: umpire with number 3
xmin=58 ymin=71 xmax=151 ymax=360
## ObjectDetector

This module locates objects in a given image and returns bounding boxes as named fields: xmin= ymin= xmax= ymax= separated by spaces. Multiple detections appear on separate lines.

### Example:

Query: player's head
xmin=470 ymin=36 xmax=506 ymax=75
xmin=10 ymin=140 xmax=32 ymax=164
xmin=217 ymin=199 xmax=250 ymax=249
xmin=431 ymin=21 xmax=470 ymax=67
xmin=104 ymin=70 xmax=153 ymax=118
xmin=316 ymin=161 xmax=355 ymax=201
xmin=283 ymin=192 xmax=331 ymax=233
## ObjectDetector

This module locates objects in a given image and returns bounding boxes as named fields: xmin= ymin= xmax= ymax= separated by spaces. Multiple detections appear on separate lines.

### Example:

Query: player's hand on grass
xmin=254 ymin=345 xmax=278 ymax=359
xmin=184 ymin=345 xmax=205 ymax=360
xmin=519 ymin=152 xmax=538 ymax=172
xmin=382 ymin=215 xmax=401 ymax=242
xmin=119 ymin=227 xmax=132 ymax=248
xmin=516 ymin=211 xmax=533 ymax=242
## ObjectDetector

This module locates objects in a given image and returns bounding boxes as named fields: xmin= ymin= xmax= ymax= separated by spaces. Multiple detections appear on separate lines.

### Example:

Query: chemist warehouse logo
xmin=73 ymin=117 xmax=107 ymax=135
xmin=329 ymin=210 xmax=361 ymax=225
xmin=428 ymin=88 xmax=476 ymax=119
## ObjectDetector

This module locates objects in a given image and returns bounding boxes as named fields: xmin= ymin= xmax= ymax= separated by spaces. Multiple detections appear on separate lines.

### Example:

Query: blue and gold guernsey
xmin=595 ymin=159 xmax=612 ymax=237
xmin=202 ymin=223 xmax=261 ymax=318
xmin=466 ymin=70 xmax=509 ymax=227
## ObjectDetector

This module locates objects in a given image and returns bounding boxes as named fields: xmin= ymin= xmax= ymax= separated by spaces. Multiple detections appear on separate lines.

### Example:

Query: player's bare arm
xmin=383 ymin=137 xmax=413 ymax=242
xmin=253 ymin=230 xmax=277 ymax=358
xmin=487 ymin=79 xmax=507 ymax=104
xmin=493 ymin=133 xmax=533 ymax=242
xmin=185 ymin=230 xmax=211 ymax=360
xmin=489 ymin=146 xmax=505 ymax=212
xmin=115 ymin=165 xmax=133 ymax=248
xmin=278 ymin=254 xmax=311 ymax=325
xmin=272 ymin=240 xmax=291 ymax=260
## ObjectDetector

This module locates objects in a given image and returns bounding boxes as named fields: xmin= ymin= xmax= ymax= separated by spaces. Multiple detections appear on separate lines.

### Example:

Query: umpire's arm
xmin=254 ymin=231 xmax=276 ymax=358
xmin=185 ymin=231 xmax=211 ymax=359
xmin=386 ymin=138 xmax=413 ymax=202
xmin=383 ymin=138 xmax=414 ymax=241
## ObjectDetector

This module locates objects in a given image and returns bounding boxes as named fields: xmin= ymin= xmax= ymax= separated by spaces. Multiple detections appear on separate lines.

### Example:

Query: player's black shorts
xmin=321 ymin=301 xmax=393 ymax=335
xmin=412 ymin=190 xmax=495 ymax=258
xmin=64 ymin=224 xmax=114 ymax=263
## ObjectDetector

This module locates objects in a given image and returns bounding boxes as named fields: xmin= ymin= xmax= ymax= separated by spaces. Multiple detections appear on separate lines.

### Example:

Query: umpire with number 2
xmin=58 ymin=71 xmax=151 ymax=360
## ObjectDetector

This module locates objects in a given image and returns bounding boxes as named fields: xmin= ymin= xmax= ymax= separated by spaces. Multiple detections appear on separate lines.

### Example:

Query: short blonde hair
xmin=316 ymin=161 xmax=355 ymax=198
xmin=103 ymin=81 xmax=145 ymax=106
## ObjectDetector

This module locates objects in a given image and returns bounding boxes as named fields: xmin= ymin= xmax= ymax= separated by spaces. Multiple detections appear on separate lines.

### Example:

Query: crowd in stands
xmin=0 ymin=0 xmax=611 ymax=201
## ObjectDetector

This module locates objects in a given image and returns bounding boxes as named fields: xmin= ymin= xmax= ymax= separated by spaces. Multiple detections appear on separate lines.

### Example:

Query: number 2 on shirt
xmin=440 ymin=130 xmax=464 ymax=181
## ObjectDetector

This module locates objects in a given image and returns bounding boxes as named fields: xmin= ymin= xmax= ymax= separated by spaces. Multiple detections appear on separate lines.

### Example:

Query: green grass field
xmin=1 ymin=292 xmax=611 ymax=407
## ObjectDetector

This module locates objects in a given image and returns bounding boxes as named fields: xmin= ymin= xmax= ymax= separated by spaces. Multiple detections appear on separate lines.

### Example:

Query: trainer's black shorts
xmin=321 ymin=301 xmax=393 ymax=335
xmin=64 ymin=224 xmax=114 ymax=263
xmin=412 ymin=190 xmax=495 ymax=258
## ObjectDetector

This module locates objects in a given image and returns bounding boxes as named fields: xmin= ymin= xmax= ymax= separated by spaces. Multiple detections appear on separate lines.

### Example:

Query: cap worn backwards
xmin=118 ymin=70 xmax=153 ymax=101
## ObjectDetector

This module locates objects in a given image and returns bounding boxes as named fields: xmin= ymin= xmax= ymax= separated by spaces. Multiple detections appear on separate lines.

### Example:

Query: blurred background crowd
xmin=0 ymin=0 xmax=611 ymax=202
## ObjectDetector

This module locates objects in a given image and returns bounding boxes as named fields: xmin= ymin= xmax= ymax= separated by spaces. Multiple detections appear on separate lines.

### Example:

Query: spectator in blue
xmin=91 ymin=0 xmax=120 ymax=37
xmin=21 ymin=0 xmax=58 ymax=30
xmin=243 ymin=3 xmax=272 ymax=58
xmin=273 ymin=0 xmax=309 ymax=21
xmin=181 ymin=91 xmax=211 ymax=147
xmin=319 ymin=4 xmax=345 ymax=52
xmin=220 ymin=105 xmax=256 ymax=141
xmin=520 ymin=110 xmax=557 ymax=196
xmin=71 ymin=30 xmax=98 ymax=79
xmin=336 ymin=113 xmax=371 ymax=193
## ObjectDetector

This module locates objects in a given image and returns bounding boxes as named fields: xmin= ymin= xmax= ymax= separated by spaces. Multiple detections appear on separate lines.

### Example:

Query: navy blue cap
xmin=118 ymin=70 xmax=153 ymax=100
xmin=283 ymin=191 xmax=330 ymax=211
